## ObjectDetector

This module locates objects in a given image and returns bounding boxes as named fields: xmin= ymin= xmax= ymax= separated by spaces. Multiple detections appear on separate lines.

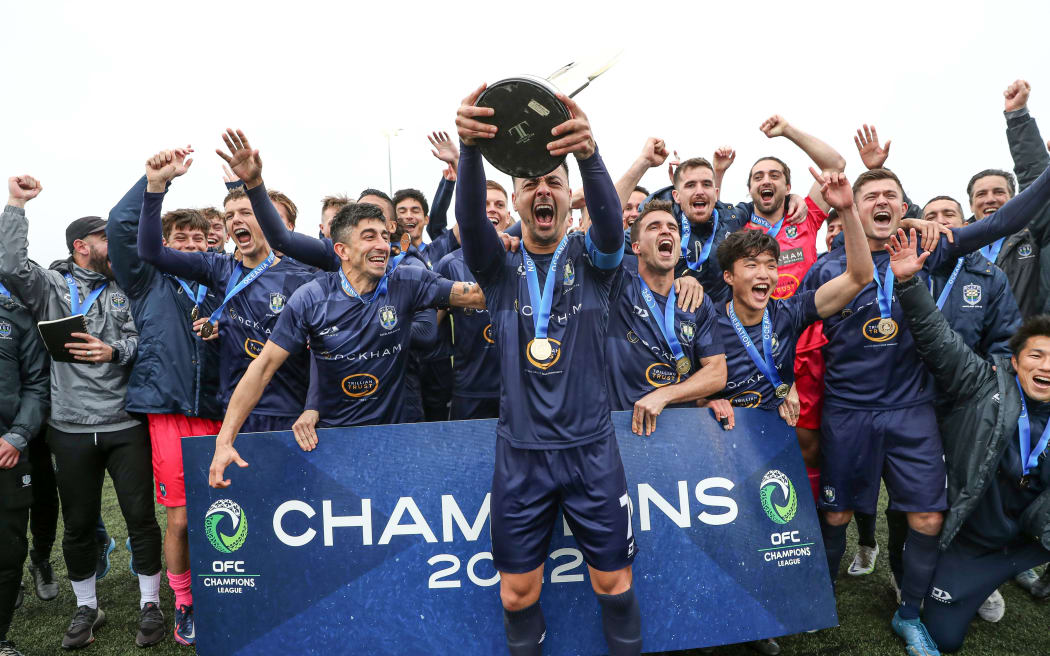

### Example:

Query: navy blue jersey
xmin=269 ymin=265 xmax=453 ymax=428
xmin=675 ymin=210 xmax=748 ymax=305
xmin=473 ymin=232 xmax=621 ymax=449
xmin=435 ymin=251 xmax=498 ymax=400
xmin=192 ymin=255 xmax=316 ymax=417
xmin=421 ymin=230 xmax=459 ymax=269
xmin=606 ymin=270 xmax=724 ymax=411
xmin=714 ymin=290 xmax=820 ymax=409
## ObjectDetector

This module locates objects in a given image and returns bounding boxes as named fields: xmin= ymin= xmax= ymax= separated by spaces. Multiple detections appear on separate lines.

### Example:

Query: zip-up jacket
xmin=0 ymin=291 xmax=49 ymax=461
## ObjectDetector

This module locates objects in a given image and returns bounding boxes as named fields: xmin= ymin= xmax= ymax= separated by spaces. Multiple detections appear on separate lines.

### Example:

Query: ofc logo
xmin=759 ymin=470 xmax=797 ymax=525
xmin=205 ymin=499 xmax=249 ymax=554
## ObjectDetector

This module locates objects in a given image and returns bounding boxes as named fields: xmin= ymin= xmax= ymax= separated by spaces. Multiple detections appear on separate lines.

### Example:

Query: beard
xmin=88 ymin=246 xmax=114 ymax=280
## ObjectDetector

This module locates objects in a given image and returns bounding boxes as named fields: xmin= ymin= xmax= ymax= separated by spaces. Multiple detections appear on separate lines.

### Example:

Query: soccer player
xmin=434 ymin=180 xmax=516 ymax=420
xmin=886 ymin=228 xmax=1050 ymax=653
xmin=802 ymin=160 xmax=1050 ymax=656
xmin=605 ymin=199 xmax=727 ymax=435
xmin=0 ymin=281 xmax=49 ymax=656
xmin=455 ymin=83 xmax=642 ymax=656
xmin=139 ymin=149 xmax=316 ymax=434
xmin=320 ymin=195 xmax=352 ymax=240
xmin=200 ymin=206 xmax=228 ymax=252
xmin=206 ymin=201 xmax=485 ymax=467
xmin=1 ymin=176 xmax=163 ymax=650
xmin=106 ymin=148 xmax=226 ymax=645
xmin=622 ymin=185 xmax=649 ymax=229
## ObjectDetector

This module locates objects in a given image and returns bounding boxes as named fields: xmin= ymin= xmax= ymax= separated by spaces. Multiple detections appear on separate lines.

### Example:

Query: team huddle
xmin=1 ymin=77 xmax=1049 ymax=656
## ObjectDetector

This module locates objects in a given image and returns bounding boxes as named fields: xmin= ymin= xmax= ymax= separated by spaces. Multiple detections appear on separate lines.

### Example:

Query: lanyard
xmin=982 ymin=237 xmax=1006 ymax=263
xmin=522 ymin=235 xmax=570 ymax=342
xmin=728 ymin=301 xmax=788 ymax=398
xmin=63 ymin=273 xmax=108 ymax=316
xmin=872 ymin=259 xmax=895 ymax=319
xmin=680 ymin=209 xmax=720 ymax=271
xmin=638 ymin=278 xmax=689 ymax=374
xmin=175 ymin=278 xmax=208 ymax=306
xmin=0 ymin=280 xmax=10 ymax=297
xmin=339 ymin=252 xmax=407 ymax=302
xmin=206 ymin=250 xmax=276 ymax=325
xmin=750 ymin=213 xmax=784 ymax=239
xmin=930 ymin=258 xmax=964 ymax=311
xmin=1016 ymin=377 xmax=1050 ymax=486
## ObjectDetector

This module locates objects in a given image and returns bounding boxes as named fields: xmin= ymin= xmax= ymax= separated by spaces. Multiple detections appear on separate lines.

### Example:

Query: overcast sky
xmin=3 ymin=0 xmax=1049 ymax=265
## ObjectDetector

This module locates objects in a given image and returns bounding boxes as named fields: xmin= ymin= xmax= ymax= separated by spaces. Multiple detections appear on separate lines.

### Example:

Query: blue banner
xmin=183 ymin=408 xmax=837 ymax=655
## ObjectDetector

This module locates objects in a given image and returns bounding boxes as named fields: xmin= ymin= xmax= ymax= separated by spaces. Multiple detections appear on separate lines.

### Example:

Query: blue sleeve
xmin=427 ymin=176 xmax=455 ymax=240
xmin=936 ymin=165 xmax=1050 ymax=263
xmin=269 ymin=284 xmax=313 ymax=356
xmin=410 ymin=309 xmax=439 ymax=349
xmin=505 ymin=221 xmax=522 ymax=238
xmin=305 ymin=355 xmax=319 ymax=412
xmin=137 ymin=190 xmax=214 ymax=284
xmin=246 ymin=183 xmax=340 ymax=272
xmin=106 ymin=176 xmax=154 ymax=297
xmin=791 ymin=290 xmax=821 ymax=332
xmin=226 ymin=179 xmax=244 ymax=191
xmin=693 ymin=296 xmax=725 ymax=360
xmin=982 ymin=272 xmax=1022 ymax=359
xmin=579 ymin=148 xmax=625 ymax=269
xmin=455 ymin=144 xmax=505 ymax=279
xmin=400 ymin=265 xmax=454 ymax=311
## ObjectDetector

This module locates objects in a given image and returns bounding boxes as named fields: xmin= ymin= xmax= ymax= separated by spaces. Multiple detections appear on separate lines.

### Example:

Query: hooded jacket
xmin=0 ymin=291 xmax=49 ymax=461
xmin=0 ymin=204 xmax=139 ymax=428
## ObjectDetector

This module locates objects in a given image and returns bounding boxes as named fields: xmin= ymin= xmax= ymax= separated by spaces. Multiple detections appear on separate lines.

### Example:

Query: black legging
xmin=47 ymin=424 xmax=161 ymax=581
xmin=27 ymin=432 xmax=59 ymax=564
xmin=0 ymin=459 xmax=32 ymax=641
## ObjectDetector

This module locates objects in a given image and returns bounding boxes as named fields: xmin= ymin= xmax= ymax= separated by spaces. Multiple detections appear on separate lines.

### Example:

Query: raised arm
xmin=0 ymin=176 xmax=55 ymax=316
xmin=454 ymin=84 xmax=505 ymax=276
xmin=614 ymin=137 xmax=668 ymax=211
xmin=712 ymin=146 xmax=736 ymax=199
xmin=107 ymin=175 xmax=153 ymax=296
xmin=1004 ymin=80 xmax=1050 ymax=244
xmin=810 ymin=169 xmax=874 ymax=317
xmin=427 ymin=131 xmax=459 ymax=240
xmin=138 ymin=151 xmax=212 ymax=282
xmin=761 ymin=115 xmax=846 ymax=213
xmin=947 ymin=159 xmax=1050 ymax=256
xmin=887 ymin=229 xmax=995 ymax=403
xmin=217 ymin=129 xmax=340 ymax=271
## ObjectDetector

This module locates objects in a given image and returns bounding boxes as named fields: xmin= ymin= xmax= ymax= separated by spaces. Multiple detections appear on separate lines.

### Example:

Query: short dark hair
xmin=716 ymin=229 xmax=781 ymax=274
xmin=392 ymin=188 xmax=429 ymax=216
xmin=511 ymin=162 xmax=571 ymax=187
xmin=161 ymin=209 xmax=210 ymax=241
xmin=923 ymin=195 xmax=965 ymax=218
xmin=673 ymin=157 xmax=714 ymax=189
xmin=630 ymin=199 xmax=675 ymax=245
xmin=966 ymin=169 xmax=1016 ymax=201
xmin=1009 ymin=315 xmax=1050 ymax=356
xmin=223 ymin=187 xmax=248 ymax=209
xmin=748 ymin=156 xmax=791 ymax=186
xmin=330 ymin=202 xmax=388 ymax=245
xmin=198 ymin=207 xmax=223 ymax=223
xmin=267 ymin=189 xmax=298 ymax=227
xmin=826 ymin=208 xmax=842 ymax=224
xmin=486 ymin=180 xmax=508 ymax=200
xmin=852 ymin=168 xmax=903 ymax=196
xmin=357 ymin=188 xmax=392 ymax=204
xmin=633 ymin=185 xmax=649 ymax=196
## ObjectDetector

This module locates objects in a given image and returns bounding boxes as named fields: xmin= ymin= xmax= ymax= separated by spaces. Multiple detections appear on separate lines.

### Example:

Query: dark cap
xmin=66 ymin=216 xmax=107 ymax=253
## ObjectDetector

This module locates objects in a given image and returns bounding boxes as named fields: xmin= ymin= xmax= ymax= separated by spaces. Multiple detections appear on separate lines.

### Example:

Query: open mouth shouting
xmin=366 ymin=249 xmax=388 ymax=270
xmin=657 ymin=236 xmax=676 ymax=260
xmin=688 ymin=195 xmax=709 ymax=219
xmin=751 ymin=282 xmax=772 ymax=305
xmin=873 ymin=209 xmax=893 ymax=229
xmin=1033 ymin=374 xmax=1050 ymax=394
xmin=533 ymin=201 xmax=556 ymax=229
xmin=207 ymin=235 xmax=221 ymax=247
xmin=758 ymin=186 xmax=775 ymax=204
xmin=232 ymin=227 xmax=253 ymax=248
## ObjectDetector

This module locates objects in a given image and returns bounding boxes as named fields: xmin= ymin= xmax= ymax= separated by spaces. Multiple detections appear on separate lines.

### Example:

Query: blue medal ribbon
xmin=1015 ymin=377 xmax=1050 ymax=484
xmin=0 ymin=280 xmax=10 ymax=297
xmin=174 ymin=277 xmax=208 ymax=307
xmin=930 ymin=258 xmax=964 ymax=311
xmin=339 ymin=252 xmax=407 ymax=302
xmin=728 ymin=301 xmax=785 ymax=393
xmin=982 ymin=237 xmax=1006 ymax=263
xmin=750 ymin=213 xmax=784 ymax=239
xmin=63 ymin=273 xmax=108 ymax=316
xmin=522 ymin=235 xmax=570 ymax=342
xmin=638 ymin=278 xmax=687 ymax=370
xmin=872 ymin=259 xmax=895 ymax=319
xmin=205 ymin=250 xmax=277 ymax=325
xmin=679 ymin=209 xmax=720 ymax=271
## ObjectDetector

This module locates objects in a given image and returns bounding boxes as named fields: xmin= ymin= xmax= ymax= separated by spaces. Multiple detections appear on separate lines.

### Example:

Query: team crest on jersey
xmin=785 ymin=225 xmax=798 ymax=239
xmin=269 ymin=292 xmax=286 ymax=314
xmin=379 ymin=305 xmax=398 ymax=330
xmin=823 ymin=486 xmax=836 ymax=503
xmin=0 ymin=321 xmax=11 ymax=339
xmin=563 ymin=260 xmax=575 ymax=286
xmin=840 ymin=308 xmax=854 ymax=319
xmin=1018 ymin=244 xmax=1034 ymax=258
xmin=21 ymin=474 xmax=31 ymax=487
xmin=110 ymin=293 xmax=127 ymax=310
xmin=679 ymin=321 xmax=696 ymax=343
xmin=159 ymin=483 xmax=167 ymax=498
xmin=962 ymin=283 xmax=981 ymax=306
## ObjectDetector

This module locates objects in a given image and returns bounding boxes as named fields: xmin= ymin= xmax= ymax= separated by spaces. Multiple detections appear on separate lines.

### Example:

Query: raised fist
xmin=1004 ymin=79 xmax=1031 ymax=113
xmin=8 ymin=175 xmax=42 ymax=206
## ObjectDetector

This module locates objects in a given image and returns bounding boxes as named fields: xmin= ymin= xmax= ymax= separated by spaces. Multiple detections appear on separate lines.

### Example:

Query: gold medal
xmin=878 ymin=318 xmax=895 ymax=335
xmin=676 ymin=357 xmax=691 ymax=375
xmin=400 ymin=233 xmax=411 ymax=254
xmin=190 ymin=305 xmax=199 ymax=321
xmin=775 ymin=383 xmax=790 ymax=399
xmin=529 ymin=338 xmax=552 ymax=361
xmin=200 ymin=322 xmax=214 ymax=339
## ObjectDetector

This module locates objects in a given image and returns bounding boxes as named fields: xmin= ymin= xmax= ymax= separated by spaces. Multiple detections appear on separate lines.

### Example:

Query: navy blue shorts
xmin=490 ymin=435 xmax=637 ymax=574
xmin=450 ymin=396 xmax=500 ymax=420
xmin=240 ymin=414 xmax=298 ymax=434
xmin=819 ymin=404 xmax=947 ymax=514
xmin=924 ymin=538 xmax=1050 ymax=652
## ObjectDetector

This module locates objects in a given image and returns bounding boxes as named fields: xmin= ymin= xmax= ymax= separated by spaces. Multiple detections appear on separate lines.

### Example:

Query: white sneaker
xmin=847 ymin=544 xmax=879 ymax=576
xmin=890 ymin=572 xmax=902 ymax=605
xmin=977 ymin=589 xmax=1005 ymax=623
